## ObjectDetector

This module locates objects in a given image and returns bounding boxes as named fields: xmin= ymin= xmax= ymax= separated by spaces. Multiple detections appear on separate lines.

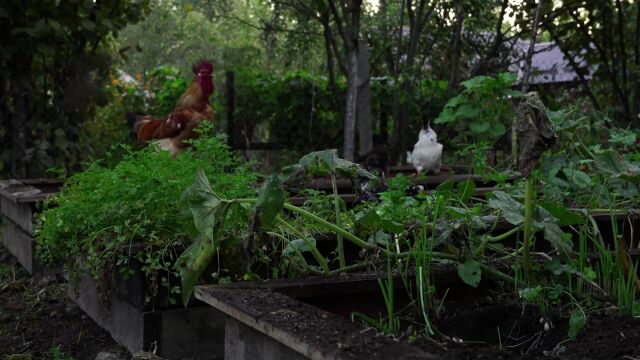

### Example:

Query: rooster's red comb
xmin=192 ymin=60 xmax=213 ymax=75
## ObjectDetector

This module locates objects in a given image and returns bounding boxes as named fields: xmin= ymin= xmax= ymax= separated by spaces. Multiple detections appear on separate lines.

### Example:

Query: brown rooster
xmin=133 ymin=61 xmax=215 ymax=156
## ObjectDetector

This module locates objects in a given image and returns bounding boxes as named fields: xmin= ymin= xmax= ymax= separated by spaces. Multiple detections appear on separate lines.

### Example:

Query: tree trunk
xmin=356 ymin=42 xmax=373 ymax=157
xmin=635 ymin=0 xmax=640 ymax=122
xmin=389 ymin=0 xmax=406 ymax=164
xmin=446 ymin=0 xmax=465 ymax=99
xmin=521 ymin=0 xmax=544 ymax=94
xmin=601 ymin=5 xmax=630 ymax=122
xmin=327 ymin=0 xmax=362 ymax=162
xmin=344 ymin=45 xmax=359 ymax=161
xmin=11 ymin=82 xmax=27 ymax=178
xmin=265 ymin=3 xmax=280 ymax=71
xmin=321 ymin=12 xmax=343 ymax=117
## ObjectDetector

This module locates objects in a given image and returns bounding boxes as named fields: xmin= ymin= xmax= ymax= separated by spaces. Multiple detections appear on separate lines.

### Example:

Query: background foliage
xmin=0 ymin=0 xmax=150 ymax=178
xmin=1 ymin=0 xmax=639 ymax=175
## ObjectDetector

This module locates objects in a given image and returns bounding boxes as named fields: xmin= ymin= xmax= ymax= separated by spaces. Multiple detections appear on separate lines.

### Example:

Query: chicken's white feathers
xmin=407 ymin=126 xmax=443 ymax=175
xmin=154 ymin=138 xmax=181 ymax=158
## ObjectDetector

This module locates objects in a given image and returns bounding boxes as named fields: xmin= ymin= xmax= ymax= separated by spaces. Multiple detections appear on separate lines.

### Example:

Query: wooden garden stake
xmin=514 ymin=93 xmax=557 ymax=281
xmin=517 ymin=0 xmax=547 ymax=281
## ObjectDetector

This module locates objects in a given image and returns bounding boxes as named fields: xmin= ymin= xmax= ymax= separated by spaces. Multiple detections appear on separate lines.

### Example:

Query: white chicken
xmin=406 ymin=126 xmax=443 ymax=175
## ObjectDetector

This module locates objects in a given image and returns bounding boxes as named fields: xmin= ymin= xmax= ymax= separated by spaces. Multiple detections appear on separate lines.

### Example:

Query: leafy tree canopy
xmin=0 ymin=0 xmax=150 ymax=177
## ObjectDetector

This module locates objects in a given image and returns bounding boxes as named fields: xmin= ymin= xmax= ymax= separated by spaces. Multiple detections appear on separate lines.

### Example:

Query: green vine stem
xmin=481 ymin=263 xmax=516 ymax=284
xmin=266 ymin=231 xmax=311 ymax=270
xmin=274 ymin=215 xmax=330 ymax=274
xmin=233 ymin=199 xmax=515 ymax=285
xmin=473 ymin=225 xmax=523 ymax=257
xmin=332 ymin=174 xmax=346 ymax=269
xmin=523 ymin=176 xmax=534 ymax=281
xmin=283 ymin=203 xmax=456 ymax=262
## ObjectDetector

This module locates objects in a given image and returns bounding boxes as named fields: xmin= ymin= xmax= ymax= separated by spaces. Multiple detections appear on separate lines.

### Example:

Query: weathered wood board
xmin=0 ymin=179 xmax=61 ymax=274
xmin=1 ymin=220 xmax=40 ymax=274
xmin=194 ymin=280 xmax=433 ymax=360
xmin=70 ymin=271 xmax=225 ymax=359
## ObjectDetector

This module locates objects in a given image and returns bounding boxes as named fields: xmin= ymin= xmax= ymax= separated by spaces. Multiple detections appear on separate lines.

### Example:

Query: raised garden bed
xmin=195 ymin=272 xmax=640 ymax=360
xmin=193 ymin=271 xmax=461 ymax=360
xmin=68 ymin=265 xmax=226 ymax=359
xmin=0 ymin=179 xmax=62 ymax=274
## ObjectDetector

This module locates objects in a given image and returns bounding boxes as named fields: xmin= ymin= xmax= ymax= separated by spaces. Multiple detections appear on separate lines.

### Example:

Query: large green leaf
xmin=297 ymin=149 xmax=378 ymax=184
xmin=298 ymin=149 xmax=337 ymax=176
xmin=369 ymin=230 xmax=392 ymax=246
xmin=445 ymin=95 xmax=465 ymax=108
xmin=177 ymin=169 xmax=234 ymax=304
xmin=355 ymin=209 xmax=404 ymax=234
xmin=434 ymin=107 xmax=456 ymax=124
xmin=504 ymin=89 xmax=524 ymax=98
xmin=179 ymin=169 xmax=228 ymax=235
xmin=436 ymin=179 xmax=455 ymax=193
xmin=497 ymin=72 xmax=518 ymax=84
xmin=284 ymin=238 xmax=316 ymax=256
xmin=532 ymin=204 xmax=572 ymax=258
xmin=461 ymin=75 xmax=490 ymax=89
xmin=489 ymin=122 xmax=507 ymax=137
xmin=253 ymin=175 xmax=284 ymax=228
xmin=488 ymin=192 xmax=572 ymax=257
xmin=455 ymin=104 xmax=479 ymax=119
xmin=176 ymin=200 xmax=231 ymax=305
xmin=456 ymin=179 xmax=476 ymax=202
xmin=457 ymin=259 xmax=482 ymax=287
xmin=487 ymin=191 xmax=525 ymax=225
xmin=594 ymin=149 xmax=639 ymax=177
xmin=562 ymin=168 xmax=591 ymax=189
xmin=469 ymin=120 xmax=490 ymax=133
xmin=279 ymin=164 xmax=305 ymax=183
xmin=542 ymin=223 xmax=572 ymax=258
xmin=539 ymin=201 xmax=585 ymax=226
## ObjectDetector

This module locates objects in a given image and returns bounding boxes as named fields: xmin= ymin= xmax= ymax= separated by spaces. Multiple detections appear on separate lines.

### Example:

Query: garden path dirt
xmin=0 ymin=246 xmax=126 ymax=360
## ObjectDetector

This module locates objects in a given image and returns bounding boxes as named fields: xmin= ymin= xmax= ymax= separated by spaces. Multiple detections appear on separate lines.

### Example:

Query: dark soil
xmin=0 ymin=246 xmax=126 ymax=360
xmin=201 ymin=275 xmax=640 ymax=360
xmin=421 ymin=302 xmax=640 ymax=359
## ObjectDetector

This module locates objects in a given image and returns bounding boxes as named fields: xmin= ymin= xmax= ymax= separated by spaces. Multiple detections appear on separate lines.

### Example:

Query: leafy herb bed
xmin=195 ymin=274 xmax=640 ymax=360
xmin=0 ymin=179 xmax=62 ymax=274
xmin=110 ymin=244 xmax=185 ymax=310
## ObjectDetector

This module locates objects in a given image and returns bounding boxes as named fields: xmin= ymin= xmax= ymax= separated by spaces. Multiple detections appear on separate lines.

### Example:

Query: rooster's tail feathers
xmin=406 ymin=151 xmax=413 ymax=163
xmin=134 ymin=115 xmax=164 ymax=143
